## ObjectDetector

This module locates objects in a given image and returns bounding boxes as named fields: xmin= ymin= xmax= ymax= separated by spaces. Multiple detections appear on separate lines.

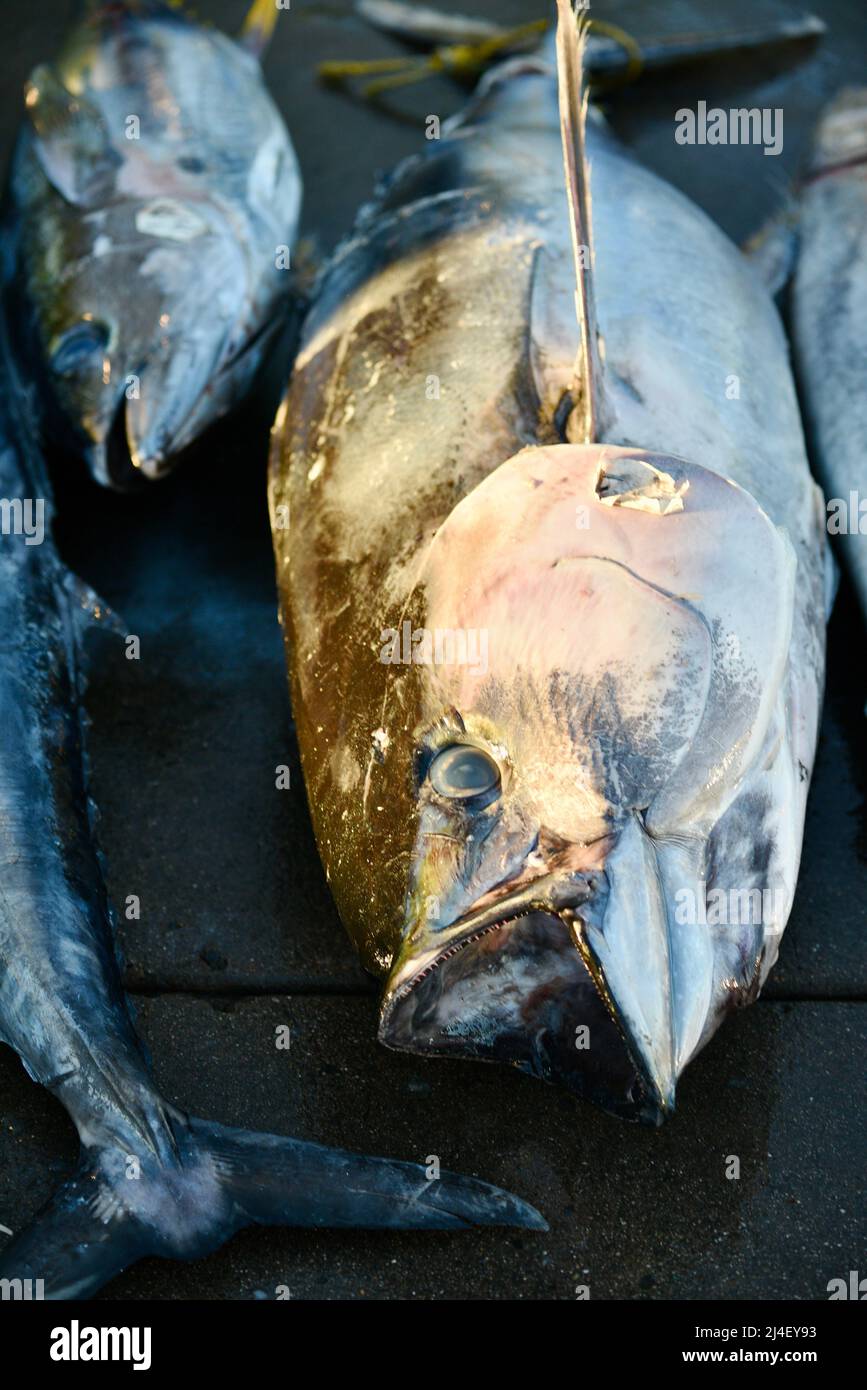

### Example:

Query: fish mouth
xmin=379 ymin=876 xmax=667 ymax=1125
xmin=84 ymin=396 xmax=147 ymax=491
xmin=85 ymin=393 xmax=182 ymax=489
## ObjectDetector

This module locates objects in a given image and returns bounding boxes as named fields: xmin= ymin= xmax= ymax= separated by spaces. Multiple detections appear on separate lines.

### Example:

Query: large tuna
xmin=269 ymin=1 xmax=828 ymax=1123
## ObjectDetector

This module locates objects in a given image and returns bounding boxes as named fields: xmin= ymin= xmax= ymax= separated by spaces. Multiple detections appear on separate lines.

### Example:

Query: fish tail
xmin=554 ymin=0 xmax=607 ymax=442
xmin=0 ymin=1110 xmax=544 ymax=1298
xmin=240 ymin=0 xmax=282 ymax=59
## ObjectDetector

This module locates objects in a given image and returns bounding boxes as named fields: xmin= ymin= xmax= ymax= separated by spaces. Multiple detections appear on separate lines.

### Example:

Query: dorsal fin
xmin=555 ymin=0 xmax=606 ymax=443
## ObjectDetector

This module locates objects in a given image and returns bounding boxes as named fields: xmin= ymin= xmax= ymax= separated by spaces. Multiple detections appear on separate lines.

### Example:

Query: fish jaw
xmin=69 ymin=329 xmax=227 ymax=488
xmin=379 ymin=847 xmax=674 ymax=1125
xmin=70 ymin=231 xmax=283 ymax=486
xmin=121 ymin=320 xmax=241 ymax=481
xmin=78 ymin=393 xmax=134 ymax=489
xmin=378 ymin=809 xmax=679 ymax=1124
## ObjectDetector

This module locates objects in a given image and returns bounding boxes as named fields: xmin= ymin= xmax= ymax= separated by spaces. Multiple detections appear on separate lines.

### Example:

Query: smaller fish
xmin=4 ymin=0 xmax=301 ymax=487
xmin=789 ymin=90 xmax=867 ymax=629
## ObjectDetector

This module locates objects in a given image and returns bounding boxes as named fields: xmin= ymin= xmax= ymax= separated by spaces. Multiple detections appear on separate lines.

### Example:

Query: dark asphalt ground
xmin=0 ymin=0 xmax=864 ymax=1301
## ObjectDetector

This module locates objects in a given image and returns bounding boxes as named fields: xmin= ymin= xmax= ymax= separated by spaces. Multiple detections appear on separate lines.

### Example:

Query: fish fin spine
xmin=555 ymin=0 xmax=607 ymax=443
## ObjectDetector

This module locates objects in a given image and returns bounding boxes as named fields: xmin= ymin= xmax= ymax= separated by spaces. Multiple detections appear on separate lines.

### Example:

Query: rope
xmin=319 ymin=16 xmax=645 ymax=98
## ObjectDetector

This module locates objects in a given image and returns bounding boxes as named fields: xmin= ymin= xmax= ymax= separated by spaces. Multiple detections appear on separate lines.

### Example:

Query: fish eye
xmin=50 ymin=319 xmax=111 ymax=376
xmin=428 ymin=744 xmax=501 ymax=804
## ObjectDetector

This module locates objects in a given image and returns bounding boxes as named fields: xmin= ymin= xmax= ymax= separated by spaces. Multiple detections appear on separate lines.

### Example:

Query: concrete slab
xmin=62 ymin=425 xmax=370 ymax=995
xmin=0 ymin=996 xmax=863 ymax=1300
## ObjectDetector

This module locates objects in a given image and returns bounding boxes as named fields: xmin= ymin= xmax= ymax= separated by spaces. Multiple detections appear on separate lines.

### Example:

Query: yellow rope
xmin=319 ymin=18 xmax=548 ymax=97
xmin=586 ymin=17 xmax=644 ymax=88
xmin=318 ymin=15 xmax=644 ymax=99
xmin=241 ymin=0 xmax=281 ymax=50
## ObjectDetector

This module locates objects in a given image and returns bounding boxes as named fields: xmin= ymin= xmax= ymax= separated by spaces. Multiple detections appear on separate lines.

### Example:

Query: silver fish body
xmin=270 ymin=18 xmax=827 ymax=1121
xmin=5 ymin=0 xmax=301 ymax=485
xmin=791 ymin=89 xmax=867 ymax=627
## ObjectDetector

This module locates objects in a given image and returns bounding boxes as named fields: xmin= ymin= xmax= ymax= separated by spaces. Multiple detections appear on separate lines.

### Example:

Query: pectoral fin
xmin=24 ymin=64 xmax=120 ymax=207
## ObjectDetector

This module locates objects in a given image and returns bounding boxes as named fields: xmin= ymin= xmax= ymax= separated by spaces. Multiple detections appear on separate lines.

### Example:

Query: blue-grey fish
xmin=789 ymin=90 xmax=867 ymax=628
xmin=4 ymin=0 xmax=300 ymax=486
xmin=269 ymin=1 xmax=828 ymax=1123
xmin=0 ymin=346 xmax=543 ymax=1298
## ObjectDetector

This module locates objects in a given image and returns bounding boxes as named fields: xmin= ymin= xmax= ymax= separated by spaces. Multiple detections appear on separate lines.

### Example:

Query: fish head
xmin=376 ymin=444 xmax=803 ymax=1120
xmin=21 ymin=170 xmax=289 ymax=487
xmin=14 ymin=27 xmax=299 ymax=487
xmin=26 ymin=202 xmax=233 ymax=485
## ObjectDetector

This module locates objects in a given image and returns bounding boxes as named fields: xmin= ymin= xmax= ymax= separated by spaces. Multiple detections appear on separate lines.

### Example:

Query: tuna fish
xmin=3 ymin=0 xmax=301 ymax=486
xmin=269 ymin=1 xmax=829 ymax=1123
xmin=789 ymin=90 xmax=867 ymax=629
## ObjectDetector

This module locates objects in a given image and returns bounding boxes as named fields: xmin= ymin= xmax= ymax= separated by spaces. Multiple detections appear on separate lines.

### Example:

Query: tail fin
xmin=555 ymin=0 xmax=607 ymax=443
xmin=0 ymin=1112 xmax=545 ymax=1298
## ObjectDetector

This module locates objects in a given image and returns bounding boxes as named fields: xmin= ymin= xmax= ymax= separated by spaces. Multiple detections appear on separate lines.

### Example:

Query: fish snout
xmin=82 ymin=395 xmax=146 ymax=489
xmin=80 ymin=365 xmax=210 ymax=485
xmin=124 ymin=403 xmax=174 ymax=481
xmin=379 ymin=847 xmax=673 ymax=1124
